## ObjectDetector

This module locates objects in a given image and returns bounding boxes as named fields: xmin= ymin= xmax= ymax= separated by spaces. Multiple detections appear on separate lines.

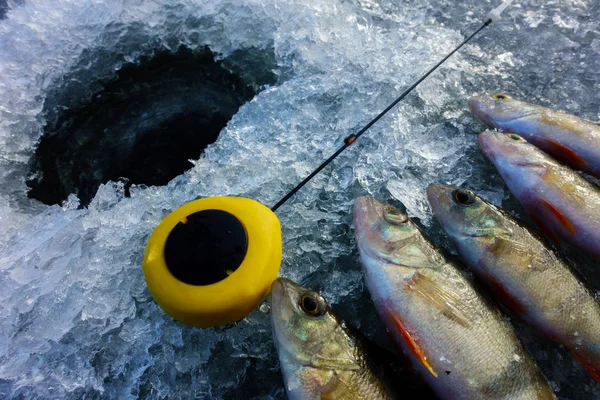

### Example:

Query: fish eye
xmin=452 ymin=189 xmax=475 ymax=207
xmin=384 ymin=206 xmax=408 ymax=225
xmin=493 ymin=93 xmax=510 ymax=101
xmin=506 ymin=133 xmax=525 ymax=142
xmin=300 ymin=293 xmax=325 ymax=317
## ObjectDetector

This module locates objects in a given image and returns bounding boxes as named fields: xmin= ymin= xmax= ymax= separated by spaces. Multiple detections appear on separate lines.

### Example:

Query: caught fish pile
xmin=478 ymin=131 xmax=600 ymax=258
xmin=427 ymin=184 xmax=600 ymax=383
xmin=462 ymin=94 xmax=600 ymax=380
xmin=470 ymin=95 xmax=600 ymax=258
xmin=469 ymin=94 xmax=600 ymax=178
xmin=353 ymin=196 xmax=555 ymax=400
xmin=269 ymin=94 xmax=600 ymax=399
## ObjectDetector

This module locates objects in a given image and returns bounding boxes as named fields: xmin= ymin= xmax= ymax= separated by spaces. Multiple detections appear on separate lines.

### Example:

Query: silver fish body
xmin=478 ymin=130 xmax=600 ymax=258
xmin=427 ymin=184 xmax=600 ymax=383
xmin=270 ymin=277 xmax=417 ymax=400
xmin=469 ymin=94 xmax=600 ymax=177
xmin=353 ymin=196 xmax=555 ymax=400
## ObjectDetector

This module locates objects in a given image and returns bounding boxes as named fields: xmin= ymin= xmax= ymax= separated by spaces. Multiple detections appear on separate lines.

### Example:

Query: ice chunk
xmin=0 ymin=0 xmax=599 ymax=398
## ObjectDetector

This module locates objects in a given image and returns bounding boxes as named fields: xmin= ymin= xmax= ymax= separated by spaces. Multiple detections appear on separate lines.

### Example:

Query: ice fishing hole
xmin=27 ymin=46 xmax=278 ymax=206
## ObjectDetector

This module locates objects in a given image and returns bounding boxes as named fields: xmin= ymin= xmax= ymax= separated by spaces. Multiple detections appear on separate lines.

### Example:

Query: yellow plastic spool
xmin=142 ymin=196 xmax=282 ymax=327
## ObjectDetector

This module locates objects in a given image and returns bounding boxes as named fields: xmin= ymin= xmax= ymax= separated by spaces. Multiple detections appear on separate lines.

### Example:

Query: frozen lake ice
xmin=0 ymin=0 xmax=599 ymax=398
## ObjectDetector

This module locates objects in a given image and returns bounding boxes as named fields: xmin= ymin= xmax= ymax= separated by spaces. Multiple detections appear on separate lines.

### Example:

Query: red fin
xmin=386 ymin=307 xmax=438 ymax=378
xmin=570 ymin=349 xmax=600 ymax=383
xmin=540 ymin=138 xmax=588 ymax=169
xmin=482 ymin=272 xmax=526 ymax=315
xmin=531 ymin=214 xmax=561 ymax=245
xmin=541 ymin=200 xmax=576 ymax=235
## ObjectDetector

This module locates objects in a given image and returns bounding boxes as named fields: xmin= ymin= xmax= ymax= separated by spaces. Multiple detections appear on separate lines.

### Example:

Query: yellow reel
xmin=142 ymin=196 xmax=282 ymax=327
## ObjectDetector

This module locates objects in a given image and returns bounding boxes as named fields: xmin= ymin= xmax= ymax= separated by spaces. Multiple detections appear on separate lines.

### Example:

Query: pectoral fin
xmin=405 ymin=271 xmax=471 ymax=329
xmin=539 ymin=138 xmax=587 ymax=169
xmin=321 ymin=372 xmax=354 ymax=400
xmin=542 ymin=200 xmax=576 ymax=235
xmin=570 ymin=349 xmax=600 ymax=383
xmin=531 ymin=214 xmax=561 ymax=245
xmin=486 ymin=274 xmax=526 ymax=315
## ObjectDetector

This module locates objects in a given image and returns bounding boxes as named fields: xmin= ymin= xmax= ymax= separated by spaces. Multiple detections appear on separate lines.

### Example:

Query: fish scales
xmin=269 ymin=277 xmax=432 ymax=399
xmin=353 ymin=196 xmax=555 ymax=400
xmin=428 ymin=184 xmax=600 ymax=382
xmin=478 ymin=130 xmax=600 ymax=258
xmin=469 ymin=94 xmax=600 ymax=178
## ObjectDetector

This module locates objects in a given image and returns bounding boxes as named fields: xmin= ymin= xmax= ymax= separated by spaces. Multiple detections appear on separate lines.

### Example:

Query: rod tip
xmin=486 ymin=0 xmax=514 ymax=23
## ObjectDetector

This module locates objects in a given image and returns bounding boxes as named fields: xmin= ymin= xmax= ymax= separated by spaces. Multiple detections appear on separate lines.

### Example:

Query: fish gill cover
xmin=0 ymin=0 xmax=598 ymax=398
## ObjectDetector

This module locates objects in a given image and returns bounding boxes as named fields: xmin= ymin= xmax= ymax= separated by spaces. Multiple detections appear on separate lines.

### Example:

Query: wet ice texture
xmin=1 ymin=0 xmax=599 ymax=399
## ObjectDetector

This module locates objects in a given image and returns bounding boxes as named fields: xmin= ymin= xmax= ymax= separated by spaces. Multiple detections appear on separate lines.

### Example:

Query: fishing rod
xmin=141 ymin=0 xmax=516 ymax=329
xmin=271 ymin=0 xmax=514 ymax=212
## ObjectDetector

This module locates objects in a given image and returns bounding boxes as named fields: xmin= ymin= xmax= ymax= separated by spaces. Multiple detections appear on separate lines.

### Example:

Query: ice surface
xmin=1 ymin=0 xmax=599 ymax=398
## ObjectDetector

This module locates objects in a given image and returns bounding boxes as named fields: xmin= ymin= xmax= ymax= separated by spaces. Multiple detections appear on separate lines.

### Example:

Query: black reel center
xmin=164 ymin=209 xmax=248 ymax=286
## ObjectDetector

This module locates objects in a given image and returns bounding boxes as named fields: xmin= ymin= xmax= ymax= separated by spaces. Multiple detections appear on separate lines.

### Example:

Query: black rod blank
xmin=271 ymin=19 xmax=492 ymax=212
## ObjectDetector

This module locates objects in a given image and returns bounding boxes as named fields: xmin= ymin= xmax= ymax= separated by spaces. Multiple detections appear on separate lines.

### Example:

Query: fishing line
xmin=271 ymin=0 xmax=514 ymax=212
xmin=142 ymin=0 xmax=516 ymax=328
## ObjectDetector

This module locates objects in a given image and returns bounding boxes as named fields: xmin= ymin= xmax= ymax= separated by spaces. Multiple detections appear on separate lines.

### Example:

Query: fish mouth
xmin=469 ymin=94 xmax=536 ymax=124
xmin=479 ymin=131 xmax=543 ymax=168
xmin=269 ymin=278 xmax=300 ymax=357
xmin=269 ymin=282 xmax=301 ymax=375
xmin=353 ymin=196 xmax=417 ymax=269
xmin=478 ymin=130 xmax=501 ymax=162
xmin=469 ymin=95 xmax=496 ymax=125
xmin=354 ymin=196 xmax=391 ymax=264
xmin=270 ymin=278 xmax=286 ymax=306
xmin=425 ymin=183 xmax=449 ymax=213
xmin=353 ymin=195 xmax=377 ymax=215
xmin=353 ymin=196 xmax=381 ymax=237
xmin=270 ymin=278 xmax=296 ymax=332
xmin=426 ymin=183 xmax=460 ymax=235
xmin=356 ymin=239 xmax=395 ymax=268
xmin=270 ymin=277 xmax=296 ymax=313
